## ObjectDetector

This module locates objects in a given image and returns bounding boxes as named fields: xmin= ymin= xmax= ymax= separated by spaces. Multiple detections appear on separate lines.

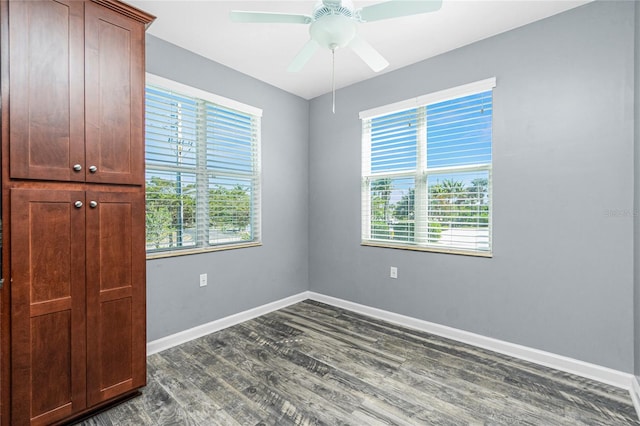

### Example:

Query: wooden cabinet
xmin=84 ymin=2 xmax=146 ymax=185
xmin=8 ymin=0 xmax=85 ymax=183
xmin=1 ymin=1 xmax=154 ymax=424
xmin=85 ymin=191 xmax=146 ymax=407
xmin=10 ymin=189 xmax=87 ymax=426
xmin=10 ymin=189 xmax=145 ymax=425
xmin=8 ymin=0 xmax=146 ymax=185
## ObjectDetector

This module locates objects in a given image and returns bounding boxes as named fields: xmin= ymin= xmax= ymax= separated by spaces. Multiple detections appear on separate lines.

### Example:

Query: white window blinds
xmin=361 ymin=78 xmax=495 ymax=256
xmin=145 ymin=74 xmax=261 ymax=255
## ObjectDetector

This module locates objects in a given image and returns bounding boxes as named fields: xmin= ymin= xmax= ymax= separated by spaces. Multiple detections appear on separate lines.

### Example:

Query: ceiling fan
xmin=230 ymin=0 xmax=443 ymax=73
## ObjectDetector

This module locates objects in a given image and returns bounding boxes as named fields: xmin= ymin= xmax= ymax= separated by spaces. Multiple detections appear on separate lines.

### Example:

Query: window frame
xmin=360 ymin=78 xmax=496 ymax=257
xmin=145 ymin=73 xmax=262 ymax=259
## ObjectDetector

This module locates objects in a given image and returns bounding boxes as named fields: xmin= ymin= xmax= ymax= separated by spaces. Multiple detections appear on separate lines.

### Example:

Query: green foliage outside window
xmin=369 ymin=177 xmax=488 ymax=244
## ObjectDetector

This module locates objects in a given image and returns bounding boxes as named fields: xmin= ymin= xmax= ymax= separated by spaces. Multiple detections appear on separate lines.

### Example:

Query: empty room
xmin=1 ymin=0 xmax=640 ymax=424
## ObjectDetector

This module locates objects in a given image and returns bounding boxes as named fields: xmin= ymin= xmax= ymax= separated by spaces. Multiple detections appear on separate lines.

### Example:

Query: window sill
xmin=361 ymin=241 xmax=492 ymax=258
xmin=146 ymin=241 xmax=262 ymax=260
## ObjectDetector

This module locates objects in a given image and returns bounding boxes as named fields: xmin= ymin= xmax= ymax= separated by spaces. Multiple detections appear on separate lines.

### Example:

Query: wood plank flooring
xmin=76 ymin=300 xmax=639 ymax=425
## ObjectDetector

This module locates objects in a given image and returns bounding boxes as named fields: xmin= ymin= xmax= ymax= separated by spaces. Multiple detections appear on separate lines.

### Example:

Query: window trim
xmin=146 ymin=73 xmax=263 ymax=118
xmin=360 ymin=78 xmax=496 ymax=257
xmin=144 ymin=73 xmax=262 ymax=258
xmin=359 ymin=77 xmax=495 ymax=120
xmin=146 ymin=241 xmax=262 ymax=260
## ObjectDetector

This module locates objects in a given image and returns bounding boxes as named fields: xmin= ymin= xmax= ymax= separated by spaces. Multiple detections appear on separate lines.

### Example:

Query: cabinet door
xmin=85 ymin=191 xmax=146 ymax=406
xmin=9 ymin=0 xmax=85 ymax=182
xmin=11 ymin=189 xmax=87 ymax=425
xmin=85 ymin=2 xmax=145 ymax=185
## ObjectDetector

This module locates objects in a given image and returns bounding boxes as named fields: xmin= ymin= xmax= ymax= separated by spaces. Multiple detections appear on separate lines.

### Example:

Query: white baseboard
xmin=147 ymin=291 xmax=311 ymax=355
xmin=147 ymin=290 xmax=634 ymax=393
xmin=307 ymin=292 xmax=635 ymax=391
xmin=630 ymin=376 xmax=640 ymax=420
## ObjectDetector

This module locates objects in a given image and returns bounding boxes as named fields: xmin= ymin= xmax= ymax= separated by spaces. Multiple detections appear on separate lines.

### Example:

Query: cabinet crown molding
xmin=91 ymin=0 xmax=156 ymax=27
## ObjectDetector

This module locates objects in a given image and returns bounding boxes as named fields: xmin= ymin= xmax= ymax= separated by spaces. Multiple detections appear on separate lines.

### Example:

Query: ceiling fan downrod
xmin=331 ymin=47 xmax=336 ymax=114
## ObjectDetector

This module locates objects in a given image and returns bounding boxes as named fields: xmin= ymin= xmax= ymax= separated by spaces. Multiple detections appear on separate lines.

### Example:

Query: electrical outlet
xmin=199 ymin=273 xmax=207 ymax=287
xmin=390 ymin=266 xmax=398 ymax=279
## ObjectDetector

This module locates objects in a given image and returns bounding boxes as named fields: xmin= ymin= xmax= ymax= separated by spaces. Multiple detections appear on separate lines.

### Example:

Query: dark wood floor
xmin=77 ymin=300 xmax=639 ymax=425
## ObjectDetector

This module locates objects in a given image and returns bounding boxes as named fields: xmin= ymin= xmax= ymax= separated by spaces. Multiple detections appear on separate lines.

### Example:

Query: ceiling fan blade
xmin=230 ymin=11 xmax=312 ymax=24
xmin=288 ymin=39 xmax=320 ymax=72
xmin=359 ymin=0 xmax=443 ymax=23
xmin=349 ymin=35 xmax=389 ymax=72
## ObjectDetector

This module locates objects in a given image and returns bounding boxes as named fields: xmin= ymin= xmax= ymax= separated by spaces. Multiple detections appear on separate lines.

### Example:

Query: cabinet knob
xmin=74 ymin=201 xmax=83 ymax=208
xmin=88 ymin=165 xmax=97 ymax=173
xmin=73 ymin=164 xmax=82 ymax=172
xmin=89 ymin=201 xmax=98 ymax=208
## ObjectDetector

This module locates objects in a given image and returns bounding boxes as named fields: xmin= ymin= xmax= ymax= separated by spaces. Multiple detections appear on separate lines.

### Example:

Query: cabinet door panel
xmin=99 ymin=298 xmax=133 ymax=386
xmin=31 ymin=311 xmax=73 ymax=419
xmin=86 ymin=191 xmax=146 ymax=406
xmin=9 ymin=0 xmax=85 ymax=182
xmin=10 ymin=189 xmax=86 ymax=425
xmin=85 ymin=2 xmax=145 ymax=185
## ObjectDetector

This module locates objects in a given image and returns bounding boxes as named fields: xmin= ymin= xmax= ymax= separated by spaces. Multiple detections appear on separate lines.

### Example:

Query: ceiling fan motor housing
xmin=313 ymin=0 xmax=354 ymax=20
xmin=310 ymin=0 xmax=357 ymax=50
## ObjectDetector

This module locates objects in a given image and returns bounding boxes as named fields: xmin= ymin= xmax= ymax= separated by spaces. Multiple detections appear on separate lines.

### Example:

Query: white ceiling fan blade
xmin=230 ymin=11 xmax=312 ymax=24
xmin=349 ymin=35 xmax=389 ymax=72
xmin=359 ymin=0 xmax=443 ymax=23
xmin=288 ymin=39 xmax=320 ymax=72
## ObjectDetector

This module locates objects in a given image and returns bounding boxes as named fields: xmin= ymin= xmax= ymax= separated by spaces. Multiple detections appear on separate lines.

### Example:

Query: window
xmin=145 ymin=74 xmax=262 ymax=256
xmin=360 ymin=78 xmax=495 ymax=256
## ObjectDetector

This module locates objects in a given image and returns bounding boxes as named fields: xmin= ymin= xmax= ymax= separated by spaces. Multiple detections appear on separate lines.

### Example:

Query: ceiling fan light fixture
xmin=309 ymin=15 xmax=357 ymax=50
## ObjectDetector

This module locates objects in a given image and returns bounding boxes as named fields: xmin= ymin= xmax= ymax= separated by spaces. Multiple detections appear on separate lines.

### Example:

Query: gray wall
xmin=308 ymin=1 xmax=636 ymax=372
xmin=635 ymin=0 xmax=640 ymax=378
xmin=145 ymin=36 xmax=310 ymax=341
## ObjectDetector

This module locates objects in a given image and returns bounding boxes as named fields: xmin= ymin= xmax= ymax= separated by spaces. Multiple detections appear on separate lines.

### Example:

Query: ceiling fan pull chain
xmin=332 ymin=47 xmax=336 ymax=114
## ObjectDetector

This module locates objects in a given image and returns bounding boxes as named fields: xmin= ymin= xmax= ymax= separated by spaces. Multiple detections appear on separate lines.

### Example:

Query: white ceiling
xmin=129 ymin=0 xmax=590 ymax=99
